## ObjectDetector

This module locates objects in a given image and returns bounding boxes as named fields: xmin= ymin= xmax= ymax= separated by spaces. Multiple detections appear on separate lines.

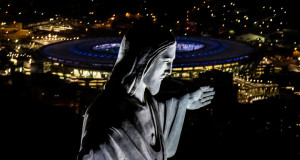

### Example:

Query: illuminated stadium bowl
xmin=40 ymin=37 xmax=255 ymax=69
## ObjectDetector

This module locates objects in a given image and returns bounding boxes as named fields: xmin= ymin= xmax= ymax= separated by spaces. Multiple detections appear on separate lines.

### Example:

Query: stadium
xmin=41 ymin=37 xmax=254 ymax=68
xmin=39 ymin=36 xmax=256 ymax=88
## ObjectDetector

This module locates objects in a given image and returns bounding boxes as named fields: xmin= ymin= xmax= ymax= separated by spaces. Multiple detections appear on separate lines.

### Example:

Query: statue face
xmin=143 ymin=43 xmax=176 ymax=95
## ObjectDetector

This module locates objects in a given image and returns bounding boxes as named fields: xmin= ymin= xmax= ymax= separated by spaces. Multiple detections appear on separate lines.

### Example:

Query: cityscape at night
xmin=1 ymin=0 xmax=299 ymax=159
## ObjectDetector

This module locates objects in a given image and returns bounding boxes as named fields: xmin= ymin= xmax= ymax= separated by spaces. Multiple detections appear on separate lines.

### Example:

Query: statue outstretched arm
xmin=157 ymin=86 xmax=215 ymax=158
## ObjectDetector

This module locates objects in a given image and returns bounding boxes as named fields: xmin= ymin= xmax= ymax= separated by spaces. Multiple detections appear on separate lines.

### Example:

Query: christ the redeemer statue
xmin=77 ymin=20 xmax=215 ymax=160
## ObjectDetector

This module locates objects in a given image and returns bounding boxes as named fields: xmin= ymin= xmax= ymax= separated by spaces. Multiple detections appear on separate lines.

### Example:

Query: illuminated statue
xmin=77 ymin=20 xmax=215 ymax=160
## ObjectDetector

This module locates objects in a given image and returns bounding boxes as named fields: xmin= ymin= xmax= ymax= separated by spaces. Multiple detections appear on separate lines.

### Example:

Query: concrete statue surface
xmin=77 ymin=20 xmax=215 ymax=160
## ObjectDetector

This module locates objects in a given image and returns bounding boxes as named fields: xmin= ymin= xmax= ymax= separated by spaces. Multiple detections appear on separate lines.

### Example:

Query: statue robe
xmin=78 ymin=89 xmax=189 ymax=160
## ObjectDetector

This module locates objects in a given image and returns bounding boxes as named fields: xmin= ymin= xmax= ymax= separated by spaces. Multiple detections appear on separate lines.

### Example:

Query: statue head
xmin=142 ymin=43 xmax=176 ymax=95
xmin=105 ymin=20 xmax=176 ymax=96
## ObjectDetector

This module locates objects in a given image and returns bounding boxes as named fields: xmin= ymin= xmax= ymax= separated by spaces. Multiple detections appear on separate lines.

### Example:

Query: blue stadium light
xmin=41 ymin=37 xmax=254 ymax=68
